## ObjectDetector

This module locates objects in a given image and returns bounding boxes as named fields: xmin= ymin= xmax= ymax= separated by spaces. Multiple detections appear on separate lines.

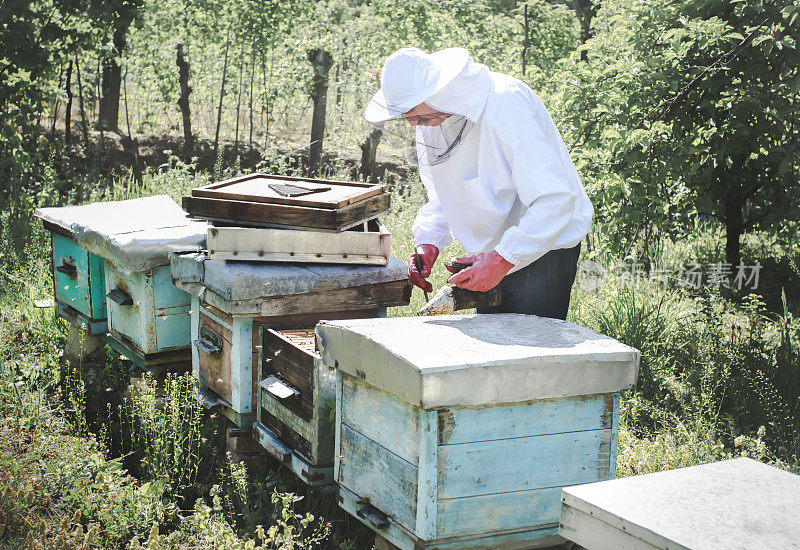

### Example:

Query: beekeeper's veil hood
xmin=365 ymin=47 xmax=493 ymax=166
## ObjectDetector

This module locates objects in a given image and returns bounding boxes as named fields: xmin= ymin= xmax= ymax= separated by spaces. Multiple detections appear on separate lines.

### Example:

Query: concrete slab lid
xmin=35 ymin=195 xmax=206 ymax=272
xmin=560 ymin=458 xmax=800 ymax=550
xmin=315 ymin=314 xmax=640 ymax=408
xmin=172 ymin=253 xmax=407 ymax=301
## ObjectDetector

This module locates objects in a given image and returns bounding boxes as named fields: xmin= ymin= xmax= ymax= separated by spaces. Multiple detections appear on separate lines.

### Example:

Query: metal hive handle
xmin=56 ymin=261 xmax=78 ymax=278
xmin=107 ymin=288 xmax=133 ymax=305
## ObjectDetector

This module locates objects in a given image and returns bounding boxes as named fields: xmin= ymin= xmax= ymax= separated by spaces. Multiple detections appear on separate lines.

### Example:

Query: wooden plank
xmin=207 ymin=220 xmax=390 ymax=266
xmin=192 ymin=172 xmax=384 ymax=208
xmin=152 ymin=264 xmax=191 ymax=309
xmin=341 ymin=376 xmax=420 ymax=465
xmin=260 ymin=279 xmax=411 ymax=317
xmin=154 ymin=307 xmax=192 ymax=350
xmin=258 ymin=405 xmax=314 ymax=463
xmin=105 ymin=266 xmax=152 ymax=353
xmin=415 ymin=410 xmax=438 ymax=539
xmin=229 ymin=317 xmax=254 ymax=414
xmin=437 ymin=486 xmax=561 ymax=538
xmin=610 ymin=392 xmax=620 ymax=479
xmin=559 ymin=504 xmax=661 ymax=550
xmin=197 ymin=311 xmax=233 ymax=403
xmin=438 ymin=394 xmax=613 ymax=446
xmin=338 ymin=424 xmax=419 ymax=532
xmin=87 ymin=251 xmax=107 ymax=320
xmin=437 ymin=429 xmax=612 ymax=500
xmin=183 ymin=192 xmax=390 ymax=231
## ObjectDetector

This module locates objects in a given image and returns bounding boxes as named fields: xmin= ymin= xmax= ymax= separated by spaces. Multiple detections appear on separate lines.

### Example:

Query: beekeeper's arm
xmin=492 ymin=126 xmax=576 ymax=269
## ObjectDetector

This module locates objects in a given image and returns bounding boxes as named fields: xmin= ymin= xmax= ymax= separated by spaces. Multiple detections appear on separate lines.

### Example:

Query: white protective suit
xmin=410 ymin=54 xmax=593 ymax=274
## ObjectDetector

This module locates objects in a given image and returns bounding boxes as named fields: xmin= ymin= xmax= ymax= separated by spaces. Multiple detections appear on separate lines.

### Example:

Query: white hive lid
xmin=35 ymin=195 xmax=206 ymax=273
xmin=560 ymin=458 xmax=800 ymax=550
xmin=316 ymin=314 xmax=640 ymax=408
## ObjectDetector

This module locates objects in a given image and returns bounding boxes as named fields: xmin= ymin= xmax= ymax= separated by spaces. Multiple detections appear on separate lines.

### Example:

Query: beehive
xmin=171 ymin=252 xmax=410 ymax=483
xmin=316 ymin=314 xmax=640 ymax=549
xmin=36 ymin=196 xmax=206 ymax=368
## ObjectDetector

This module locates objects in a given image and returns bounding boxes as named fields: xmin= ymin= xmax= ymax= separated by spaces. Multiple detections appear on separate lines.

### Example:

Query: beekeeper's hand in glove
xmin=408 ymin=244 xmax=439 ymax=293
xmin=447 ymin=252 xmax=513 ymax=292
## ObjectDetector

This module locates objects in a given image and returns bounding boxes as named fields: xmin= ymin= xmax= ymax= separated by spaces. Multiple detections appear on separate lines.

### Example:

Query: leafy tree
xmin=559 ymin=0 xmax=800 ymax=267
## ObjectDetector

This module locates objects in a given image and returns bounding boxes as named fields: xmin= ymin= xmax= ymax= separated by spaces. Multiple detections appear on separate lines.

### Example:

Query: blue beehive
xmin=316 ymin=314 xmax=640 ymax=549
xmin=37 ymin=196 xmax=206 ymax=369
xmin=171 ymin=252 xmax=410 ymax=484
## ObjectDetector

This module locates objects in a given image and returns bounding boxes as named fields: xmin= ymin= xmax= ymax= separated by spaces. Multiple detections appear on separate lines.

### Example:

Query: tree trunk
xmin=359 ymin=127 xmax=382 ymax=183
xmin=234 ymin=39 xmax=245 ymax=151
xmin=307 ymin=48 xmax=333 ymax=177
xmin=98 ymin=27 xmax=126 ymax=131
xmin=64 ymin=60 xmax=73 ymax=145
xmin=176 ymin=42 xmax=194 ymax=161
xmin=574 ymin=0 xmax=599 ymax=61
xmin=214 ymin=28 xmax=231 ymax=158
xmin=74 ymin=53 xmax=90 ymax=149
xmin=725 ymin=193 xmax=743 ymax=268
xmin=51 ymin=61 xmax=64 ymax=138
xmin=248 ymin=41 xmax=256 ymax=151
xmin=522 ymin=4 xmax=530 ymax=76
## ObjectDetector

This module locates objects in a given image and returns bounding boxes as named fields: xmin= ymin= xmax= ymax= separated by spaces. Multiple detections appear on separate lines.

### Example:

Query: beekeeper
xmin=364 ymin=47 xmax=593 ymax=320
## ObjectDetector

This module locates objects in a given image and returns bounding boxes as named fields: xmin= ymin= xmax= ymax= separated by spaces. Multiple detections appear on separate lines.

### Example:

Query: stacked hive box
xmin=179 ymin=173 xmax=410 ymax=484
xmin=35 ymin=195 xmax=207 ymax=370
xmin=316 ymin=314 xmax=640 ymax=549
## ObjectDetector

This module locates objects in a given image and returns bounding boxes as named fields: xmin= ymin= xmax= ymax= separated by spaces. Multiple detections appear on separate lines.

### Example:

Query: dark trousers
xmin=477 ymin=243 xmax=581 ymax=320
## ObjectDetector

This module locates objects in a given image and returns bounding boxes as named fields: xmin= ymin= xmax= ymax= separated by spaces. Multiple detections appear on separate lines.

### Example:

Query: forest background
xmin=0 ymin=0 xmax=799 ymax=548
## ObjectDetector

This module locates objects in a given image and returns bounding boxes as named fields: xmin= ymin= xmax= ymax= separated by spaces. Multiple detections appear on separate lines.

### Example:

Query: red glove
xmin=447 ymin=251 xmax=513 ymax=292
xmin=408 ymin=244 xmax=439 ymax=293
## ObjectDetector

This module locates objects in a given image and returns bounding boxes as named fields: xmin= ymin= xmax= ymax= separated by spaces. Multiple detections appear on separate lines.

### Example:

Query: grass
xmin=0 ymin=156 xmax=798 ymax=547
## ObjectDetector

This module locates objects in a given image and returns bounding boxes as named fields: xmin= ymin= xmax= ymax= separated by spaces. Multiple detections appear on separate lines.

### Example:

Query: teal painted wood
xmin=610 ymin=392 xmax=620 ymax=479
xmin=153 ymin=264 xmax=191 ymax=309
xmin=88 ymin=251 xmax=107 ymax=320
xmin=56 ymin=301 xmax=107 ymax=334
xmin=105 ymin=263 xmax=192 ymax=355
xmin=339 ymin=484 xmax=562 ymax=550
xmin=437 ymin=486 xmax=562 ymax=538
xmin=52 ymin=234 xmax=92 ymax=318
xmin=229 ymin=317 xmax=253 ymax=414
xmin=414 ymin=409 xmax=438 ymax=539
xmin=438 ymin=394 xmax=613 ymax=446
xmin=437 ymin=429 xmax=612 ymax=500
xmin=341 ymin=375 xmax=420 ymax=464
xmin=338 ymin=423 xmax=419 ymax=532
xmin=191 ymin=296 xmax=200 ymax=379
xmin=154 ymin=306 xmax=192 ymax=349
xmin=333 ymin=371 xmax=344 ymax=484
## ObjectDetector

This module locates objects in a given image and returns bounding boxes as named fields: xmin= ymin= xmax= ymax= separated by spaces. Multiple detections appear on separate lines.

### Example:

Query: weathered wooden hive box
xmin=38 ymin=196 xmax=206 ymax=368
xmin=171 ymin=252 xmax=410 ymax=483
xmin=316 ymin=314 xmax=640 ymax=549
xmin=183 ymin=173 xmax=389 ymax=231
xmin=560 ymin=457 xmax=800 ymax=550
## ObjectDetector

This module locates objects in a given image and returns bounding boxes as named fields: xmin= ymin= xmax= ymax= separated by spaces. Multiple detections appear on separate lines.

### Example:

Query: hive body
xmin=317 ymin=314 xmax=640 ymax=548
xmin=173 ymin=253 xmax=410 ymax=484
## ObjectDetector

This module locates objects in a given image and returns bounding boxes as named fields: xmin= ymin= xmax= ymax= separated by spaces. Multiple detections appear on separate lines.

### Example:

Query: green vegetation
xmin=1 ymin=0 xmax=799 ymax=548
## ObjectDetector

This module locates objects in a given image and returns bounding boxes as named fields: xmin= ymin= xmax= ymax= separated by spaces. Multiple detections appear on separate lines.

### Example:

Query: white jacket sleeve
xmin=412 ymin=164 xmax=454 ymax=250
xmin=493 ymin=128 xmax=576 ymax=268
